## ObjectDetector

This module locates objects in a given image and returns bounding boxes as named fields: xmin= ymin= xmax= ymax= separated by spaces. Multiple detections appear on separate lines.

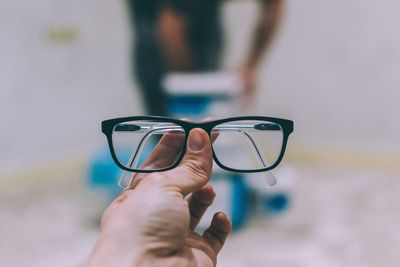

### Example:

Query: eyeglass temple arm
xmin=212 ymin=124 xmax=278 ymax=186
xmin=212 ymin=124 xmax=278 ymax=167
xmin=241 ymin=131 xmax=277 ymax=186
xmin=125 ymin=127 xmax=165 ymax=169
xmin=118 ymin=127 xmax=166 ymax=188
xmin=241 ymin=131 xmax=268 ymax=168
xmin=124 ymin=125 xmax=183 ymax=169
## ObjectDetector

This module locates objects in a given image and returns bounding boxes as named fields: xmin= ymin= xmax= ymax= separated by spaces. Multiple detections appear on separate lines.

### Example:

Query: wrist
xmin=83 ymin=237 xmax=149 ymax=267
xmin=243 ymin=61 xmax=258 ymax=72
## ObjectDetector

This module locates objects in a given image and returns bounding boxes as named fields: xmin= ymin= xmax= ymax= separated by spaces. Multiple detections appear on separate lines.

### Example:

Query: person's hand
xmin=237 ymin=65 xmax=257 ymax=106
xmin=83 ymin=128 xmax=232 ymax=267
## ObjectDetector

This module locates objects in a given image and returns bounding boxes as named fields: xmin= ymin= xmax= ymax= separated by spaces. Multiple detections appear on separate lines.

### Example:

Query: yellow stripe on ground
xmin=0 ymin=159 xmax=85 ymax=190
xmin=285 ymin=145 xmax=400 ymax=172
xmin=1 ymin=146 xmax=399 ymax=190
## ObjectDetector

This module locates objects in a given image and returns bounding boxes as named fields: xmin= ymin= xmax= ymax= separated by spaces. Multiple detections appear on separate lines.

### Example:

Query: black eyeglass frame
xmin=102 ymin=116 xmax=294 ymax=173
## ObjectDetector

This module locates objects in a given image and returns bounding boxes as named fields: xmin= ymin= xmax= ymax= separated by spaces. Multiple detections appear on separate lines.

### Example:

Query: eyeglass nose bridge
xmin=176 ymin=122 xmax=215 ymax=138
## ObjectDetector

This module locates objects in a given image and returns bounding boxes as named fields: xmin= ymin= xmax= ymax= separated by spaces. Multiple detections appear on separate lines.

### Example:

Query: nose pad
xmin=119 ymin=170 xmax=133 ymax=189
xmin=265 ymin=171 xmax=277 ymax=187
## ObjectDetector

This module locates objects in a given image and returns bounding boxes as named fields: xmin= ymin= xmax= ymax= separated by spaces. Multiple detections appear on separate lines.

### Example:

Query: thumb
xmin=165 ymin=128 xmax=213 ymax=194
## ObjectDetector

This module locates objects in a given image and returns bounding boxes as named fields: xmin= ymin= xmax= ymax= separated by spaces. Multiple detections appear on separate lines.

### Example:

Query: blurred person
xmin=126 ymin=0 xmax=284 ymax=115
xmin=84 ymin=128 xmax=232 ymax=267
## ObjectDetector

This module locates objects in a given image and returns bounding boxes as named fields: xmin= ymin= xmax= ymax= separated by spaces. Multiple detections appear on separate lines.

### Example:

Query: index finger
xmin=128 ymin=130 xmax=186 ymax=189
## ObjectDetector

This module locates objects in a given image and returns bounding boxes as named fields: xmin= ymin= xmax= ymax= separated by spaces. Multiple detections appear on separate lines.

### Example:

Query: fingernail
xmin=218 ymin=212 xmax=231 ymax=224
xmin=189 ymin=129 xmax=205 ymax=152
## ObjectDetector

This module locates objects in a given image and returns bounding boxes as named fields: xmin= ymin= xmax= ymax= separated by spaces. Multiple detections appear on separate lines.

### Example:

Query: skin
xmin=241 ymin=0 xmax=284 ymax=101
xmin=83 ymin=129 xmax=232 ymax=267
xmin=157 ymin=0 xmax=284 ymax=98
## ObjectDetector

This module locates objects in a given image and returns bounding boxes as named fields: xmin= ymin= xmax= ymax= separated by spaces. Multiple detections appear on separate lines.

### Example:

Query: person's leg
xmin=126 ymin=0 xmax=168 ymax=116
xmin=157 ymin=7 xmax=193 ymax=71
xmin=129 ymin=20 xmax=168 ymax=115
xmin=186 ymin=1 xmax=223 ymax=71
xmin=134 ymin=40 xmax=168 ymax=116
xmin=133 ymin=6 xmax=193 ymax=116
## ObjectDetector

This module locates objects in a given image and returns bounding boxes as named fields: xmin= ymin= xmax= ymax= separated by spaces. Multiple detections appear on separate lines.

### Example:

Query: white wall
xmin=258 ymin=1 xmax=400 ymax=151
xmin=224 ymin=0 xmax=400 ymax=152
xmin=1 ymin=0 xmax=400 ymax=175
xmin=0 ymin=0 xmax=140 ymax=174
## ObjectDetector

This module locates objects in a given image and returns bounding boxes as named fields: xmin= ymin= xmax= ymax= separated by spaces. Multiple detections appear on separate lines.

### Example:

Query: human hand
xmin=236 ymin=66 xmax=258 ymax=108
xmin=84 ymin=128 xmax=232 ymax=267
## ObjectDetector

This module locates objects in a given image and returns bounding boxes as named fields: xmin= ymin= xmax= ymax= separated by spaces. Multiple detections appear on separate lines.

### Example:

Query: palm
xmin=185 ymin=231 xmax=218 ymax=267
xmin=154 ymin=230 xmax=219 ymax=267
xmin=140 ymin=184 xmax=227 ymax=267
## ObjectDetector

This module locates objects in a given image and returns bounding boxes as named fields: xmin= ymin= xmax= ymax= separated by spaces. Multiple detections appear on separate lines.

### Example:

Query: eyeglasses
xmin=102 ymin=116 xmax=294 ymax=175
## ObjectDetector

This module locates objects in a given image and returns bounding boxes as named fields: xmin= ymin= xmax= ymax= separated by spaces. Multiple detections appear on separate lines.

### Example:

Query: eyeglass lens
xmin=211 ymin=120 xmax=283 ymax=171
xmin=112 ymin=120 xmax=185 ymax=171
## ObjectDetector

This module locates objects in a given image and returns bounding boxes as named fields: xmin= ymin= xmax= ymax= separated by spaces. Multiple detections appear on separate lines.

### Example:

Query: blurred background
xmin=1 ymin=0 xmax=400 ymax=266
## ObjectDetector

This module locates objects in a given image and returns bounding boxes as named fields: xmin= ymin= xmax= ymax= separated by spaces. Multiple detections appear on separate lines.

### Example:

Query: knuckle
xmin=144 ymin=172 xmax=168 ymax=186
xmin=183 ymin=158 xmax=209 ymax=180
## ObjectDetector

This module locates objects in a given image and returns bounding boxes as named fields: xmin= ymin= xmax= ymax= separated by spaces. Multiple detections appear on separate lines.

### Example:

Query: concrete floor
xmin=1 ymin=164 xmax=400 ymax=267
